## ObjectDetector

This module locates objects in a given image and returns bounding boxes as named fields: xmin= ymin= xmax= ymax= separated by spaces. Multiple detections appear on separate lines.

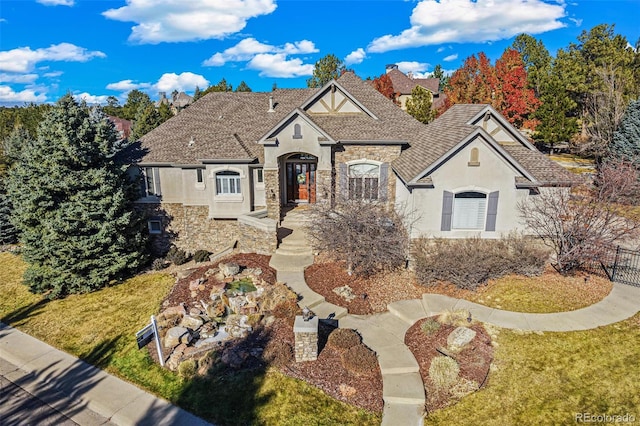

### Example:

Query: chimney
xmin=268 ymin=95 xmax=275 ymax=112
xmin=385 ymin=64 xmax=398 ymax=74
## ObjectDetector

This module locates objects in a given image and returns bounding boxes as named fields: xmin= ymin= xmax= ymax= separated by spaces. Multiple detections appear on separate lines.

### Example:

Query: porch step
xmin=275 ymin=246 xmax=313 ymax=256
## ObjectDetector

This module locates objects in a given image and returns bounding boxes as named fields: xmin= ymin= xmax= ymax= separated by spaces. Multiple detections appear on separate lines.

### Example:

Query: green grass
xmin=0 ymin=253 xmax=380 ymax=425
xmin=426 ymin=314 xmax=640 ymax=425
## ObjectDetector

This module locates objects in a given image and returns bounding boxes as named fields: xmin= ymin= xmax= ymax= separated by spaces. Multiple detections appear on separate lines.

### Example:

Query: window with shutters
xmin=452 ymin=192 xmax=487 ymax=229
xmin=142 ymin=167 xmax=161 ymax=197
xmin=348 ymin=163 xmax=380 ymax=200
xmin=216 ymin=171 xmax=241 ymax=195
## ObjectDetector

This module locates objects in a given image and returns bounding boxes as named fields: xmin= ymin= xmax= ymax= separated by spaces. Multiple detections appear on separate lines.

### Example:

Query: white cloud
xmin=569 ymin=17 xmax=583 ymax=26
xmin=247 ymin=53 xmax=314 ymax=78
xmin=0 ymin=73 xmax=38 ymax=83
xmin=106 ymin=79 xmax=151 ymax=92
xmin=0 ymin=43 xmax=105 ymax=73
xmin=103 ymin=0 xmax=277 ymax=44
xmin=203 ymin=37 xmax=317 ymax=66
xmin=73 ymin=92 xmax=110 ymax=105
xmin=106 ymin=72 xmax=209 ymax=95
xmin=155 ymin=72 xmax=209 ymax=92
xmin=396 ymin=61 xmax=429 ymax=74
xmin=344 ymin=48 xmax=367 ymax=66
xmin=443 ymin=54 xmax=458 ymax=62
xmin=37 ymin=0 xmax=74 ymax=6
xmin=43 ymin=71 xmax=63 ymax=78
xmin=368 ymin=0 xmax=566 ymax=53
xmin=0 ymin=85 xmax=47 ymax=104
xmin=437 ymin=47 xmax=446 ymax=53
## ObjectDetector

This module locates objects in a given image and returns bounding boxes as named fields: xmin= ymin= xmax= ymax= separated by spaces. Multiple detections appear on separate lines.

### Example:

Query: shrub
xmin=166 ymin=245 xmax=190 ymax=265
xmin=437 ymin=310 xmax=471 ymax=327
xmin=193 ymin=249 xmax=212 ymax=263
xmin=327 ymin=328 xmax=361 ymax=350
xmin=429 ymin=356 xmax=460 ymax=390
xmin=178 ymin=359 xmax=197 ymax=379
xmin=340 ymin=344 xmax=378 ymax=376
xmin=152 ymin=258 xmax=167 ymax=270
xmin=421 ymin=318 xmax=441 ymax=335
xmin=412 ymin=234 xmax=548 ymax=290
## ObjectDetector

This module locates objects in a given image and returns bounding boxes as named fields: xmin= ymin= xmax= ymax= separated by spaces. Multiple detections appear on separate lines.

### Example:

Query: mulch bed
xmin=305 ymin=261 xmax=424 ymax=314
xmin=405 ymin=319 xmax=494 ymax=413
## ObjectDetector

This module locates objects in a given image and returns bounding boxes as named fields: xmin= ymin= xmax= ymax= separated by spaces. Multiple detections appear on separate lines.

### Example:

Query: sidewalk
xmin=0 ymin=322 xmax=212 ymax=426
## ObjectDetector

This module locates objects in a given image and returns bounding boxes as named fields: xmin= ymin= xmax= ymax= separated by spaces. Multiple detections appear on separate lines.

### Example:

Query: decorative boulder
xmin=219 ymin=262 xmax=240 ymax=277
xmin=447 ymin=326 xmax=477 ymax=350
xmin=180 ymin=315 xmax=204 ymax=330
xmin=164 ymin=327 xmax=193 ymax=349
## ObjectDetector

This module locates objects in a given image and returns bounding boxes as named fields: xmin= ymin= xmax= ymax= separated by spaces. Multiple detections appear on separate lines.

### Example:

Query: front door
xmin=286 ymin=161 xmax=316 ymax=204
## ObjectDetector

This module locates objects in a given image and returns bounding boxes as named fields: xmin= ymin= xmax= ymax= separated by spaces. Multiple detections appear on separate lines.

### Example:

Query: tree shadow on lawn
xmin=172 ymin=325 xmax=278 ymax=426
xmin=1 ymin=299 xmax=50 ymax=325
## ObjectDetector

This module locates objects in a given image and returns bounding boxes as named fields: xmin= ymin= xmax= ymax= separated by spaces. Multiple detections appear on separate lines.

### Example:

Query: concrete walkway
xmin=269 ymin=209 xmax=640 ymax=426
xmin=0 ymin=323 xmax=212 ymax=426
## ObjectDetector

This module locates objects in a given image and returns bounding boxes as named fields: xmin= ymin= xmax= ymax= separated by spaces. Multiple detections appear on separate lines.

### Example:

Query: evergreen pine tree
xmin=7 ymin=94 xmax=148 ymax=298
xmin=0 ymin=180 xmax=17 ymax=244
xmin=610 ymin=99 xmax=640 ymax=164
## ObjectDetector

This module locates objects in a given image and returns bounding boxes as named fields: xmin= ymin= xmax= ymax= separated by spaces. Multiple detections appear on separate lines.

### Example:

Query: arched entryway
xmin=283 ymin=153 xmax=317 ymax=205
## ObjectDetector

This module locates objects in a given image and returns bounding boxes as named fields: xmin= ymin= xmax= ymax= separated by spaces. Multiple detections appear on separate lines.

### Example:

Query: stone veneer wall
xmin=315 ymin=169 xmax=333 ymax=204
xmin=264 ymin=169 xmax=280 ymax=221
xmin=335 ymin=144 xmax=402 ymax=206
xmin=137 ymin=203 xmax=276 ymax=256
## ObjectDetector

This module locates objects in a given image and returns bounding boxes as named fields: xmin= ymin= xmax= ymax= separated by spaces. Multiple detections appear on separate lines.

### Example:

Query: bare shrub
xmin=412 ymin=234 xmax=548 ymax=290
xmin=177 ymin=359 xmax=197 ymax=379
xmin=429 ymin=356 xmax=460 ymax=390
xmin=307 ymin=198 xmax=408 ymax=276
xmin=340 ymin=344 xmax=378 ymax=376
xmin=518 ymin=160 xmax=640 ymax=274
xmin=437 ymin=310 xmax=471 ymax=328
xmin=327 ymin=328 xmax=361 ymax=350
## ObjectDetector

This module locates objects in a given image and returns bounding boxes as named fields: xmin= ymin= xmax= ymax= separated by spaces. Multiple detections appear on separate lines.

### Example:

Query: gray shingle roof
xmin=393 ymin=104 xmax=577 ymax=187
xmin=387 ymin=69 xmax=439 ymax=94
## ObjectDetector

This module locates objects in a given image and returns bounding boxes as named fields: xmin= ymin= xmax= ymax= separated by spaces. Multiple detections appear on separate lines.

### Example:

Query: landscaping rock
xmin=226 ymin=314 xmax=252 ymax=338
xmin=219 ymin=262 xmax=240 ymax=277
xmin=447 ymin=327 xmax=476 ymax=350
xmin=176 ymin=268 xmax=199 ymax=280
xmin=161 ymin=304 xmax=186 ymax=317
xmin=180 ymin=315 xmax=204 ymax=330
xmin=189 ymin=278 xmax=204 ymax=291
xmin=204 ymin=268 xmax=219 ymax=277
xmin=164 ymin=327 xmax=193 ymax=348
xmin=333 ymin=285 xmax=357 ymax=302
xmin=166 ymin=343 xmax=187 ymax=371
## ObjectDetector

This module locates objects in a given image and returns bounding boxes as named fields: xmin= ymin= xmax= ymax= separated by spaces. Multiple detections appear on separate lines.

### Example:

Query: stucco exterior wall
xmin=396 ymin=137 xmax=530 ymax=239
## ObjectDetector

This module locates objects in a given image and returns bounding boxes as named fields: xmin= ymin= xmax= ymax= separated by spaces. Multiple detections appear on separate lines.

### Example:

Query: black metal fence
xmin=601 ymin=246 xmax=640 ymax=287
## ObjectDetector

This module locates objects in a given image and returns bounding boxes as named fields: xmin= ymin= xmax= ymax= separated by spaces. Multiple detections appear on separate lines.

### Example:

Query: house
xmin=157 ymin=91 xmax=194 ymax=114
xmin=135 ymin=72 xmax=575 ymax=255
xmin=385 ymin=64 xmax=447 ymax=111
xmin=107 ymin=116 xmax=132 ymax=142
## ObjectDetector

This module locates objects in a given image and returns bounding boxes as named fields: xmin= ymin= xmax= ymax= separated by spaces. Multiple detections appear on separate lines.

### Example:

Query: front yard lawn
xmin=0 ymin=253 xmax=380 ymax=426
xmin=425 ymin=313 xmax=640 ymax=424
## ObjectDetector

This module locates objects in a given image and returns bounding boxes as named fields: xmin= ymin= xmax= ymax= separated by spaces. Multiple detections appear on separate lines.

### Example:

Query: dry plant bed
xmin=405 ymin=318 xmax=494 ymax=413
xmin=159 ymin=253 xmax=383 ymax=414
xmin=305 ymin=261 xmax=424 ymax=314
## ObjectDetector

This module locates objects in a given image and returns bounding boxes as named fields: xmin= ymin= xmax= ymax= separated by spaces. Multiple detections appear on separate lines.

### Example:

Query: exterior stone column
xmin=294 ymin=315 xmax=319 ymax=362
xmin=315 ymin=168 xmax=332 ymax=205
xmin=264 ymin=168 xmax=280 ymax=221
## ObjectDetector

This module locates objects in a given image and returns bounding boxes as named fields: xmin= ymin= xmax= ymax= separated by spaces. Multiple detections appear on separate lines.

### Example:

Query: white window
xmin=452 ymin=192 xmax=487 ymax=229
xmin=143 ymin=167 xmax=161 ymax=197
xmin=256 ymin=169 xmax=264 ymax=184
xmin=348 ymin=163 xmax=379 ymax=200
xmin=196 ymin=168 xmax=204 ymax=183
xmin=147 ymin=219 xmax=162 ymax=234
xmin=216 ymin=171 xmax=241 ymax=195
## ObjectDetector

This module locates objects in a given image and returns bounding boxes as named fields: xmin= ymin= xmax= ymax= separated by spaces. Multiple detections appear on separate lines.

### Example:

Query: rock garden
xmin=149 ymin=253 xmax=384 ymax=413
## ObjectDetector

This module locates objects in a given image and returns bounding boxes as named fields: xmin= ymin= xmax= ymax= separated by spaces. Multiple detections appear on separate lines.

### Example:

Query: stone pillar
xmin=264 ymin=168 xmax=280 ymax=221
xmin=315 ymin=168 xmax=332 ymax=205
xmin=294 ymin=315 xmax=319 ymax=362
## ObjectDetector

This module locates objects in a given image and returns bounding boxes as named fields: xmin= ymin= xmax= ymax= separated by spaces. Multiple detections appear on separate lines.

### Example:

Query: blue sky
xmin=0 ymin=0 xmax=638 ymax=106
